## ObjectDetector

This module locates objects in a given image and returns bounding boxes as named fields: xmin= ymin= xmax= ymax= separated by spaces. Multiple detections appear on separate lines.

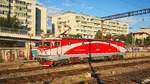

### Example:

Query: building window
xmin=0 ymin=5 xmax=9 ymax=8
xmin=76 ymin=20 xmax=80 ymax=23
xmin=76 ymin=29 xmax=79 ymax=31
xmin=76 ymin=16 xmax=80 ymax=19
xmin=58 ymin=17 xmax=61 ymax=20
xmin=7 ymin=0 xmax=13 ymax=3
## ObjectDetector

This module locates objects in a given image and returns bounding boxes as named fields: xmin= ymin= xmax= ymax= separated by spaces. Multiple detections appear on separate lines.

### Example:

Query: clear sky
xmin=38 ymin=0 xmax=150 ymax=32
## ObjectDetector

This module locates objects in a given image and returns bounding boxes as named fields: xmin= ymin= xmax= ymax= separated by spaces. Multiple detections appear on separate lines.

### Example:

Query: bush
xmin=0 ymin=58 xmax=4 ymax=63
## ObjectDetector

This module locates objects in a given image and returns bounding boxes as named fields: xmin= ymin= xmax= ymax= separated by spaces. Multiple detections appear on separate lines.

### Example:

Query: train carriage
xmin=33 ymin=38 xmax=126 ymax=66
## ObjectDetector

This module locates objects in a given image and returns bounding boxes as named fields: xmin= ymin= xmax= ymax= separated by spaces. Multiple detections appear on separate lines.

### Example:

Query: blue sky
xmin=38 ymin=0 xmax=150 ymax=32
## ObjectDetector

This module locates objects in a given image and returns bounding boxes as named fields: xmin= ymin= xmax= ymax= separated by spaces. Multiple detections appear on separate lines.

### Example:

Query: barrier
xmin=0 ymin=48 xmax=28 ymax=62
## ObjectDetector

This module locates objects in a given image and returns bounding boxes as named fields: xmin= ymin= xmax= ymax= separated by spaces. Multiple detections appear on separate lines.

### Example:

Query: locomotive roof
xmin=42 ymin=37 xmax=121 ymax=42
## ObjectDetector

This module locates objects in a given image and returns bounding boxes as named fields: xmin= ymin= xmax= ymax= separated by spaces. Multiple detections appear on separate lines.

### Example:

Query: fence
xmin=0 ymin=48 xmax=29 ymax=63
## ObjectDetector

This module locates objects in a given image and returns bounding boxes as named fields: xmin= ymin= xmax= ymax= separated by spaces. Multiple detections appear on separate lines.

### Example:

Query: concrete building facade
xmin=139 ymin=28 xmax=150 ymax=34
xmin=36 ymin=4 xmax=48 ymax=36
xmin=130 ymin=32 xmax=150 ymax=39
xmin=0 ymin=0 xmax=36 ymax=35
xmin=52 ymin=12 xmax=129 ymax=39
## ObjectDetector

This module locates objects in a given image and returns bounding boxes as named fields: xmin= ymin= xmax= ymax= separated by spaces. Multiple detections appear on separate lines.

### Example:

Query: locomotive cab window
xmin=54 ymin=42 xmax=60 ymax=46
xmin=44 ymin=42 xmax=50 ymax=46
xmin=35 ymin=42 xmax=42 ymax=47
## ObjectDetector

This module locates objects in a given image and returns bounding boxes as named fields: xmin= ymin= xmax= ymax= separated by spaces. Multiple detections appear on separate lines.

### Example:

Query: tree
xmin=47 ymin=29 xmax=51 ymax=34
xmin=135 ymin=39 xmax=142 ymax=46
xmin=115 ymin=34 xmax=133 ymax=46
xmin=0 ymin=16 xmax=22 ymax=29
xmin=94 ymin=30 xmax=102 ymax=40
xmin=144 ymin=35 xmax=150 ymax=46
xmin=104 ymin=33 xmax=112 ymax=40
xmin=74 ymin=34 xmax=82 ymax=39
xmin=0 ymin=17 xmax=7 ymax=27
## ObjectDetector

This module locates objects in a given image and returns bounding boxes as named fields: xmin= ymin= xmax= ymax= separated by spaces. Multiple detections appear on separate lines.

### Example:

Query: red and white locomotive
xmin=33 ymin=38 xmax=126 ymax=66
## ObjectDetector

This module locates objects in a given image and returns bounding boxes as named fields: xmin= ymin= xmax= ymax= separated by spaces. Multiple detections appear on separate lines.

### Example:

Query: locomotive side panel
xmin=34 ymin=39 xmax=126 ymax=66
xmin=64 ymin=41 xmax=126 ymax=60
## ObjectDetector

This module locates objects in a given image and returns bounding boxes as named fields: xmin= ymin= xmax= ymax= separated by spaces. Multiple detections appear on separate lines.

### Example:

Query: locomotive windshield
xmin=35 ymin=42 xmax=42 ymax=47
xmin=44 ymin=42 xmax=50 ymax=46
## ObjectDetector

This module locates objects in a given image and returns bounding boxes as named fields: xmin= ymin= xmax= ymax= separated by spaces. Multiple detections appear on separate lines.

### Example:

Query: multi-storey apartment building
xmin=52 ymin=12 xmax=129 ymax=39
xmin=0 ymin=0 xmax=36 ymax=35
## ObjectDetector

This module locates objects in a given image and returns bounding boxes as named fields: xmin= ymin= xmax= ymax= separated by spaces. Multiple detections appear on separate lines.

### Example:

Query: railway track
xmin=0 ymin=56 xmax=150 ymax=84
xmin=0 ymin=56 xmax=150 ymax=75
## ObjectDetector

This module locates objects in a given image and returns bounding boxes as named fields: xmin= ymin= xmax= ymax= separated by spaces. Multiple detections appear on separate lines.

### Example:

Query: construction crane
xmin=100 ymin=8 xmax=150 ymax=39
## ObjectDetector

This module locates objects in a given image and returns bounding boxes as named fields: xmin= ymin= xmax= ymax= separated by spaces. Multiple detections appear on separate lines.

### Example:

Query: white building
xmin=36 ymin=4 xmax=48 ymax=35
xmin=0 ymin=0 xmax=36 ymax=35
xmin=52 ymin=12 xmax=129 ymax=39
xmin=0 ymin=0 xmax=48 ymax=36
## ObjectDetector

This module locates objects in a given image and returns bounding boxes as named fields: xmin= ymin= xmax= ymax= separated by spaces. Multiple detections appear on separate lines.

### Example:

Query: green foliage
xmin=0 ymin=56 xmax=4 ymax=63
xmin=47 ymin=29 xmax=51 ymax=34
xmin=144 ymin=35 xmax=150 ymax=46
xmin=136 ymin=39 xmax=142 ymax=45
xmin=0 ymin=16 xmax=19 ymax=28
xmin=125 ymin=34 xmax=133 ymax=45
xmin=74 ymin=34 xmax=82 ymax=39
xmin=94 ymin=30 xmax=102 ymax=40
xmin=0 ymin=16 xmax=27 ymax=30
xmin=104 ymin=33 xmax=112 ymax=40
xmin=67 ymin=34 xmax=82 ymax=39
xmin=115 ymin=34 xmax=150 ymax=46
xmin=115 ymin=34 xmax=133 ymax=46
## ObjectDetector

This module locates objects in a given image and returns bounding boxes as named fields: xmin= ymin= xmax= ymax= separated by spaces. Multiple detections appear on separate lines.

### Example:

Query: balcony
xmin=0 ymin=27 xmax=41 ymax=40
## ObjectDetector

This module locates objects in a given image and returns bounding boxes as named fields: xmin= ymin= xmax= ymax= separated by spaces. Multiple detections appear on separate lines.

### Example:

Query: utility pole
xmin=7 ymin=0 xmax=11 ymax=28
xmin=88 ymin=40 xmax=103 ymax=84
xmin=8 ymin=0 xmax=11 ymax=17
xmin=28 ymin=33 xmax=33 ymax=60
xmin=101 ymin=20 xmax=105 ymax=40
xmin=141 ymin=34 xmax=144 ymax=46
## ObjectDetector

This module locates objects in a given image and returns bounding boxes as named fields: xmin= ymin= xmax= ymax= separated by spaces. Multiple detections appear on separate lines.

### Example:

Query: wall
xmin=0 ymin=48 xmax=28 ymax=62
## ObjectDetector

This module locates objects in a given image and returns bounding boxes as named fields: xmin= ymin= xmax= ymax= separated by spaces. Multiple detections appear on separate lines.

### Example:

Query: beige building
xmin=0 ymin=0 xmax=36 ymax=35
xmin=139 ymin=28 xmax=150 ymax=34
xmin=36 ymin=4 xmax=48 ymax=35
xmin=131 ymin=32 xmax=149 ymax=39
xmin=52 ymin=12 xmax=129 ymax=39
